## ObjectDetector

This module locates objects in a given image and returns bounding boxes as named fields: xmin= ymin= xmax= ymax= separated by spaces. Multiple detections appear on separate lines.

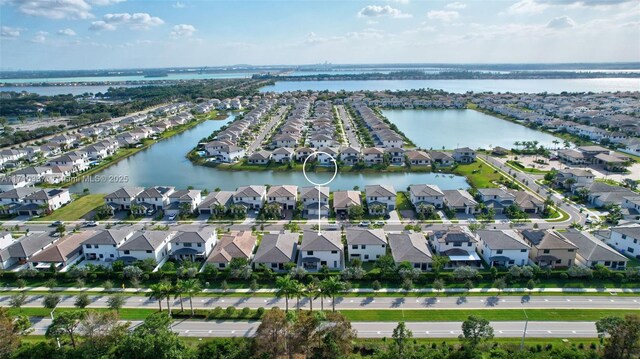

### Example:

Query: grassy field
xmin=396 ymin=191 xmax=413 ymax=211
xmin=35 ymin=194 xmax=105 ymax=221
xmin=340 ymin=309 xmax=639 ymax=322
xmin=453 ymin=162 xmax=502 ymax=188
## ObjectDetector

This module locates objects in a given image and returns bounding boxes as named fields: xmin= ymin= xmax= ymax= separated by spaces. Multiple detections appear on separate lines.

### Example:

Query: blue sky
xmin=1 ymin=0 xmax=639 ymax=70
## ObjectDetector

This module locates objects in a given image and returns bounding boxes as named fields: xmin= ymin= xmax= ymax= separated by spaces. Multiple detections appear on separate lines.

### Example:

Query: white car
xmin=168 ymin=214 xmax=177 ymax=221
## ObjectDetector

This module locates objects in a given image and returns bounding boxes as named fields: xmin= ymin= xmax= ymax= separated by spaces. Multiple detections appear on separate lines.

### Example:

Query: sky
xmin=1 ymin=0 xmax=639 ymax=70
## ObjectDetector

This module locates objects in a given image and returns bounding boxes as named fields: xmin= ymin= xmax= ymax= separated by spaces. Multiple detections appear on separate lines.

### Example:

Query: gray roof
xmin=611 ymin=225 xmax=640 ymax=239
xmin=409 ymin=184 xmax=444 ymax=197
xmin=562 ymin=229 xmax=628 ymax=263
xmin=434 ymin=228 xmax=476 ymax=244
xmin=388 ymin=232 xmax=432 ymax=263
xmin=252 ymin=232 xmax=298 ymax=264
xmin=333 ymin=190 xmax=361 ymax=209
xmin=300 ymin=231 xmax=342 ymax=251
xmin=7 ymin=233 xmax=56 ymax=258
xmin=234 ymin=185 xmax=266 ymax=198
xmin=0 ymin=187 xmax=39 ymax=200
xmin=24 ymin=189 xmax=67 ymax=201
xmin=198 ymin=191 xmax=233 ymax=209
xmin=521 ymin=230 xmax=578 ymax=250
xmin=443 ymin=189 xmax=477 ymax=208
xmin=365 ymin=184 xmax=396 ymax=197
xmin=83 ymin=229 xmax=132 ymax=246
xmin=346 ymin=228 xmax=387 ymax=245
xmin=477 ymin=230 xmax=530 ymax=250
xmin=171 ymin=230 xmax=215 ymax=244
xmin=119 ymin=231 xmax=173 ymax=251
xmin=300 ymin=186 xmax=329 ymax=200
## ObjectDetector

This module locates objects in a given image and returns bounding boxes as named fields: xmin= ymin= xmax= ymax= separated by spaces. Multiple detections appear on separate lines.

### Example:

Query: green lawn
xmin=396 ymin=191 xmax=413 ymax=211
xmin=35 ymin=194 xmax=105 ymax=221
xmin=453 ymin=162 xmax=502 ymax=188
xmin=340 ymin=309 xmax=639 ymax=322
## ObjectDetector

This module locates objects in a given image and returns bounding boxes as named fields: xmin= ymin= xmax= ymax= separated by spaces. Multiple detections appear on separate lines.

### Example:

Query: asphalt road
xmin=4 ymin=294 xmax=638 ymax=311
xmin=28 ymin=318 xmax=598 ymax=338
xmin=246 ymin=106 xmax=289 ymax=155
xmin=336 ymin=105 xmax=361 ymax=150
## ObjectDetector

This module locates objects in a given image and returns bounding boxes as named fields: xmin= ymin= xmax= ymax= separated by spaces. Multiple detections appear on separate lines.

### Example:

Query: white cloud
xmin=427 ymin=10 xmax=459 ymax=22
xmin=504 ymin=0 xmax=635 ymax=15
xmin=31 ymin=31 xmax=47 ymax=43
xmin=546 ymin=15 xmax=576 ymax=29
xmin=101 ymin=12 xmax=164 ymax=30
xmin=388 ymin=0 xmax=410 ymax=3
xmin=445 ymin=2 xmax=467 ymax=9
xmin=57 ymin=28 xmax=77 ymax=36
xmin=89 ymin=21 xmax=116 ymax=31
xmin=173 ymin=1 xmax=186 ymax=8
xmin=170 ymin=24 xmax=196 ymax=37
xmin=358 ymin=5 xmax=412 ymax=18
xmin=87 ymin=0 xmax=125 ymax=5
xmin=5 ymin=0 xmax=94 ymax=19
xmin=1 ymin=26 xmax=21 ymax=38
xmin=504 ymin=0 xmax=549 ymax=15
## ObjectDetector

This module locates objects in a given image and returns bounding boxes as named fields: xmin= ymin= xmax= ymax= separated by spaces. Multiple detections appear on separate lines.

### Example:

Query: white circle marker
xmin=302 ymin=151 xmax=338 ymax=234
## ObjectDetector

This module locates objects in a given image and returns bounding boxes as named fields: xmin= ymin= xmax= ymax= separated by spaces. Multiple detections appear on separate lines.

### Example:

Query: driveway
xmin=388 ymin=210 xmax=401 ymax=223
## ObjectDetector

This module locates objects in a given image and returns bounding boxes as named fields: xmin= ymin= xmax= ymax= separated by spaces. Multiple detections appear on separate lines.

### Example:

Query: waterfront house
xmin=166 ymin=189 xmax=202 ymax=215
xmin=317 ymin=147 xmax=339 ymax=166
xmin=18 ymin=188 xmax=71 ymax=216
xmin=206 ymin=231 xmax=257 ymax=269
xmin=443 ymin=189 xmax=478 ymax=214
xmin=362 ymin=147 xmax=385 ymax=166
xmin=117 ymin=230 xmax=175 ymax=265
xmin=339 ymin=146 xmax=361 ymax=166
xmin=606 ymin=224 xmax=640 ymax=260
xmin=48 ymin=154 xmax=88 ymax=173
xmin=134 ymin=186 xmax=176 ymax=214
xmin=521 ymin=229 xmax=578 ymax=268
xmin=476 ymin=230 xmax=530 ymax=268
xmin=83 ymin=229 xmax=134 ymax=261
xmin=554 ymin=169 xmax=594 ymax=190
xmin=388 ymin=232 xmax=432 ymax=271
xmin=333 ymin=190 xmax=362 ymax=216
xmin=365 ymin=184 xmax=396 ymax=215
xmin=299 ymin=231 xmax=343 ymax=270
xmin=477 ymin=188 xmax=516 ymax=214
xmin=295 ymin=147 xmax=314 ymax=162
xmin=169 ymin=230 xmax=217 ymax=261
xmin=233 ymin=185 xmax=267 ymax=210
xmin=409 ymin=184 xmax=445 ymax=210
xmin=29 ymin=231 xmax=96 ymax=271
xmin=429 ymin=151 xmax=455 ymax=166
xmin=252 ymin=232 xmax=299 ymax=271
xmin=405 ymin=150 xmax=431 ymax=167
xmin=272 ymin=147 xmax=294 ymax=163
xmin=266 ymin=185 xmax=298 ymax=210
xmin=300 ymin=186 xmax=330 ymax=218
xmin=248 ymin=150 xmax=272 ymax=165
xmin=197 ymin=191 xmax=234 ymax=215
xmin=384 ymin=147 xmax=405 ymax=165
xmin=453 ymin=147 xmax=476 ymax=163
xmin=346 ymin=228 xmax=387 ymax=262
xmin=561 ymin=229 xmax=627 ymax=269
xmin=104 ymin=187 xmax=145 ymax=212
xmin=431 ymin=227 xmax=482 ymax=268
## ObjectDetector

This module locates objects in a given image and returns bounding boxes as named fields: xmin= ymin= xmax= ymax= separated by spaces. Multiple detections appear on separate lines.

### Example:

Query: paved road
xmin=246 ymin=106 xmax=289 ymax=155
xmin=336 ymin=105 xmax=361 ymax=150
xmin=4 ymin=294 xmax=638 ymax=311
xmin=28 ymin=318 xmax=598 ymax=338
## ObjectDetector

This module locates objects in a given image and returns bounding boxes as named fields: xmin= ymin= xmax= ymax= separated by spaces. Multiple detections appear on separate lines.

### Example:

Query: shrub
xmin=371 ymin=280 xmax=381 ymax=291
xmin=241 ymin=307 xmax=251 ymax=317
xmin=225 ymin=306 xmax=236 ymax=316
xmin=256 ymin=307 xmax=265 ymax=318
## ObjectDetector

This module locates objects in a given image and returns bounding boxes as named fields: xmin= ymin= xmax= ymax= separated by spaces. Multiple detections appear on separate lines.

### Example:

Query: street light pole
xmin=50 ymin=307 xmax=61 ymax=348
xmin=520 ymin=307 xmax=529 ymax=351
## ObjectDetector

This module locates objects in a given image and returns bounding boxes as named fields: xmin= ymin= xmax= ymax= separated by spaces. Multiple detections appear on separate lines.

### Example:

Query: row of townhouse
xmin=0 ymin=187 xmax=71 ymax=216
xmin=557 ymin=145 xmax=630 ymax=171
xmin=353 ymin=104 xmax=404 ymax=148
xmin=103 ymin=186 xmax=202 ymax=216
xmin=204 ymin=100 xmax=277 ymax=163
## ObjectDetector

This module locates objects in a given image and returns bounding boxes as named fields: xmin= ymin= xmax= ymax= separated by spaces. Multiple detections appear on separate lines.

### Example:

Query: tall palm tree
xmin=320 ymin=276 xmax=344 ymax=312
xmin=147 ymin=283 xmax=165 ymax=312
xmin=159 ymin=282 xmax=173 ymax=315
xmin=275 ymin=275 xmax=296 ymax=312
xmin=306 ymin=281 xmax=320 ymax=312
xmin=181 ymin=278 xmax=202 ymax=316
xmin=292 ymin=281 xmax=305 ymax=311
xmin=174 ymin=280 xmax=186 ymax=312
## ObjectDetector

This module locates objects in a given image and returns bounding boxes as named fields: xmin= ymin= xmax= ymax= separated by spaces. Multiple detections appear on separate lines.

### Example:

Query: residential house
xmin=166 ymin=189 xmax=202 ymax=215
xmin=476 ymin=230 xmax=530 ymax=268
xmin=206 ymin=231 xmax=257 ymax=269
xmin=300 ymin=186 xmax=329 ymax=218
xmin=607 ymin=224 xmax=640 ymax=260
xmin=134 ymin=186 xmax=176 ymax=214
xmin=365 ymin=185 xmax=396 ymax=215
xmin=272 ymin=147 xmax=294 ymax=163
xmin=409 ymin=184 xmax=445 ymax=210
xmin=431 ymin=228 xmax=482 ymax=267
xmin=362 ymin=147 xmax=385 ymax=166
xmin=521 ymin=229 xmax=578 ymax=268
xmin=247 ymin=150 xmax=272 ymax=165
xmin=169 ymin=230 xmax=217 ymax=261
xmin=82 ymin=229 xmax=134 ymax=261
xmin=554 ymin=169 xmax=594 ymax=190
xmin=346 ymin=228 xmax=387 ymax=262
xmin=118 ymin=230 xmax=175 ymax=264
xmin=233 ymin=185 xmax=267 ymax=210
xmin=197 ymin=191 xmax=234 ymax=215
xmin=18 ymin=189 xmax=71 ymax=216
xmin=266 ymin=185 xmax=298 ymax=210
xmin=333 ymin=190 xmax=362 ymax=216
xmin=477 ymin=188 xmax=516 ymax=214
xmin=388 ymin=232 xmax=432 ymax=270
xmin=252 ymin=232 xmax=299 ymax=271
xmin=406 ymin=150 xmax=431 ymax=167
xmin=443 ymin=189 xmax=478 ymax=215
xmin=104 ymin=187 xmax=144 ymax=212
xmin=561 ymin=229 xmax=627 ymax=269
xmin=429 ymin=151 xmax=455 ymax=166
xmin=29 ymin=231 xmax=96 ymax=271
xmin=453 ymin=147 xmax=476 ymax=163
xmin=339 ymin=147 xmax=361 ymax=166
xmin=4 ymin=232 xmax=56 ymax=268
xmin=299 ymin=231 xmax=343 ymax=270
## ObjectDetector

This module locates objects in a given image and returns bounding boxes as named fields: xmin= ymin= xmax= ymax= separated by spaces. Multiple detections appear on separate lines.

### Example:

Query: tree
xmin=275 ymin=275 xmax=296 ymax=312
xmin=0 ymin=307 xmax=31 ymax=358
xmin=312 ymin=311 xmax=357 ymax=358
xmin=347 ymin=205 xmax=364 ymax=220
xmin=431 ymin=255 xmax=450 ymax=276
xmin=43 ymin=293 xmax=61 ymax=309
xmin=79 ymin=310 xmax=128 ymax=357
xmin=181 ymin=278 xmax=202 ymax=316
xmin=596 ymin=314 xmax=640 ymax=359
xmin=9 ymin=292 xmax=27 ymax=312
xmin=460 ymin=315 xmax=494 ymax=350
xmin=107 ymin=295 xmax=126 ymax=313
xmin=123 ymin=265 xmax=143 ymax=281
xmin=253 ymin=308 xmax=288 ymax=358
xmin=46 ymin=310 xmax=84 ymax=348
xmin=56 ymin=224 xmax=66 ymax=237
xmin=390 ymin=321 xmax=414 ymax=358
xmin=375 ymin=254 xmax=397 ymax=278
xmin=492 ymin=278 xmax=507 ymax=296
xmin=432 ymin=278 xmax=445 ymax=296
xmin=320 ymin=276 xmax=344 ymax=312
xmin=147 ymin=283 xmax=166 ymax=312
xmin=74 ymin=293 xmax=91 ymax=309
xmin=306 ymin=281 xmax=320 ymax=312
xmin=111 ymin=312 xmax=195 ymax=359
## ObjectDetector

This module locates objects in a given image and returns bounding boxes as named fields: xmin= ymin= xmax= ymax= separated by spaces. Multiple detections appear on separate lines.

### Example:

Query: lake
xmin=0 ymin=85 xmax=138 ymax=96
xmin=69 ymin=115 xmax=469 ymax=194
xmin=260 ymin=78 xmax=640 ymax=94
xmin=383 ymin=109 xmax=561 ymax=150
xmin=1 ymin=72 xmax=256 ymax=84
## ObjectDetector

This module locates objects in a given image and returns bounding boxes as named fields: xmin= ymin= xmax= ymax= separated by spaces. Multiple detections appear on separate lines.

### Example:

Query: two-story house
xmin=409 ymin=184 xmax=445 ymax=210
xmin=346 ymin=228 xmax=387 ymax=262
xmin=476 ymin=230 xmax=530 ymax=268
xmin=83 ymin=229 xmax=134 ymax=261
xmin=169 ymin=230 xmax=217 ymax=261
xmin=233 ymin=185 xmax=267 ymax=210
xmin=365 ymin=184 xmax=396 ymax=215
xmin=299 ymin=231 xmax=343 ymax=270
xmin=117 ymin=230 xmax=176 ymax=265
xmin=521 ymin=229 xmax=578 ymax=268
xmin=300 ymin=186 xmax=329 ymax=218
xmin=431 ymin=227 xmax=482 ymax=268
xmin=606 ymin=224 xmax=640 ymax=260
xmin=252 ymin=232 xmax=299 ymax=271
xmin=104 ymin=186 xmax=144 ymax=213
xmin=266 ymin=185 xmax=298 ymax=210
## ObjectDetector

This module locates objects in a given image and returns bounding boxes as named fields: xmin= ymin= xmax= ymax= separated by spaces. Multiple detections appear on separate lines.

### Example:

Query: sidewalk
xmin=2 ymin=286 xmax=639 ymax=294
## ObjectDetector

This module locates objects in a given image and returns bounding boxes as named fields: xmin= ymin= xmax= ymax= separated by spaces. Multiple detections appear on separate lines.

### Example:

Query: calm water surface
xmin=383 ymin=109 xmax=562 ymax=150
xmin=69 ymin=115 xmax=469 ymax=194
xmin=260 ymin=78 xmax=640 ymax=93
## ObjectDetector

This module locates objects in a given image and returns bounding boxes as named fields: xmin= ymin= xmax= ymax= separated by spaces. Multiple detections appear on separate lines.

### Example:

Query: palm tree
xmin=275 ymin=275 xmax=296 ymax=312
xmin=160 ymin=282 xmax=174 ymax=315
xmin=147 ymin=283 xmax=165 ymax=312
xmin=306 ymin=281 xmax=320 ymax=312
xmin=181 ymin=278 xmax=202 ymax=316
xmin=292 ymin=281 xmax=305 ymax=311
xmin=174 ymin=280 xmax=186 ymax=312
xmin=320 ymin=276 xmax=344 ymax=312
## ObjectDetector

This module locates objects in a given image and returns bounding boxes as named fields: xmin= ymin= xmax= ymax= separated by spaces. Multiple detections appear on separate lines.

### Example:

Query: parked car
xmin=375 ymin=221 xmax=385 ymax=226
xmin=146 ymin=209 xmax=155 ymax=216
xmin=51 ymin=221 xmax=64 ymax=227
xmin=168 ymin=214 xmax=177 ymax=221
xmin=85 ymin=221 xmax=99 ymax=227
xmin=358 ymin=221 xmax=371 ymax=227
